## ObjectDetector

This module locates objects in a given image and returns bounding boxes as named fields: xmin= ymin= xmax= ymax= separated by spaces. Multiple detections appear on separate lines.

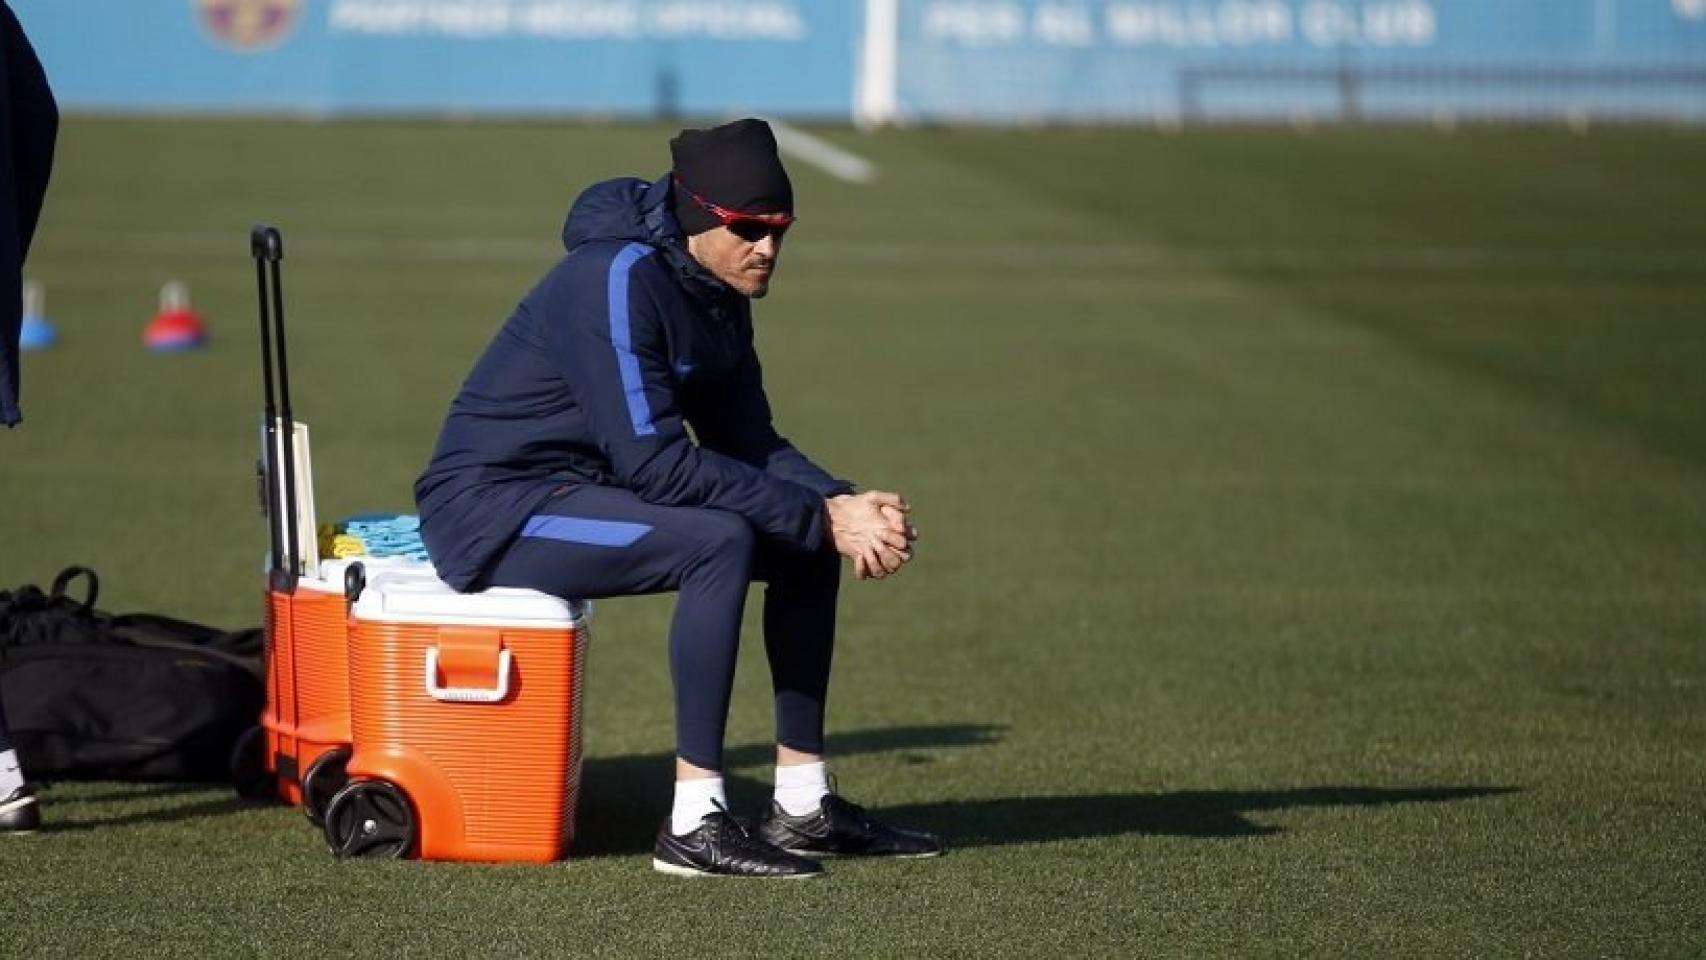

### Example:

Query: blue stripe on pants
xmin=522 ymin=515 xmax=652 ymax=548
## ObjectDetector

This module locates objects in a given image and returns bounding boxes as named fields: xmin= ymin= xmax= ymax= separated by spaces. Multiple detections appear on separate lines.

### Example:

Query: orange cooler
xmin=326 ymin=576 xmax=591 ymax=862
xmin=262 ymin=574 xmax=347 ymax=809
xmin=263 ymin=557 xmax=433 ymax=818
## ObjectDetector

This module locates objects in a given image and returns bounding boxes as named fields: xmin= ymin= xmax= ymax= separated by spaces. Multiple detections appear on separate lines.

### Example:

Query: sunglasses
xmin=675 ymin=175 xmax=795 ymax=242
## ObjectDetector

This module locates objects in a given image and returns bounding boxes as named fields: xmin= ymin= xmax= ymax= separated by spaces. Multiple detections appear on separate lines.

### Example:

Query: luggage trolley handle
xmin=425 ymin=647 xmax=514 ymax=703
xmin=251 ymin=224 xmax=283 ymax=262
xmin=252 ymin=224 xmax=300 ymax=593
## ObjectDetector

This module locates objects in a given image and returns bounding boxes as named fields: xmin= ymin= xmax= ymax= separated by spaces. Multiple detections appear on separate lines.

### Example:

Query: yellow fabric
xmin=318 ymin=527 xmax=369 ymax=558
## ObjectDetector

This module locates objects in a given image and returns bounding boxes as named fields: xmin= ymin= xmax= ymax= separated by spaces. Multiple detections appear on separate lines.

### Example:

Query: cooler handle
xmin=425 ymin=647 xmax=513 ymax=703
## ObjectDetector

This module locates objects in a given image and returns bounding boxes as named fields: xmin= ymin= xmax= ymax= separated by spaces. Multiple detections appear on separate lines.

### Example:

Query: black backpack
xmin=0 ymin=566 xmax=265 ymax=782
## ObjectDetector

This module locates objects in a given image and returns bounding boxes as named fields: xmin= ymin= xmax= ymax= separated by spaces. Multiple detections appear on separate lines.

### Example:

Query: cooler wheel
xmin=324 ymin=780 xmax=416 ymax=859
xmin=301 ymin=746 xmax=353 ymax=826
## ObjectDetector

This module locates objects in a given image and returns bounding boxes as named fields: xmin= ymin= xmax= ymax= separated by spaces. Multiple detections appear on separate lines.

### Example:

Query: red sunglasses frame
xmin=673 ymin=175 xmax=796 ymax=235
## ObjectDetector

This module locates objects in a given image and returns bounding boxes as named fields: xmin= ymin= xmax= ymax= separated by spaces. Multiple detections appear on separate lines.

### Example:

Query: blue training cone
xmin=144 ymin=280 xmax=207 ymax=352
xmin=19 ymin=280 xmax=55 ymax=351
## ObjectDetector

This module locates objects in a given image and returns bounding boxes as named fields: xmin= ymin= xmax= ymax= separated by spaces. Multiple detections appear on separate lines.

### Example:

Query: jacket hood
xmin=562 ymin=175 xmax=673 ymax=250
xmin=561 ymin=174 xmax=732 ymax=302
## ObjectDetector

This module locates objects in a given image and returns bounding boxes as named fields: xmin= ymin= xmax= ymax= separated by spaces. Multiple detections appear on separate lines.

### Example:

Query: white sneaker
xmin=0 ymin=785 xmax=41 ymax=834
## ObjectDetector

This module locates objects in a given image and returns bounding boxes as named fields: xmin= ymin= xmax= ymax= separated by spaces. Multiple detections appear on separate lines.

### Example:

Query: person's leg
xmin=0 ymin=700 xmax=40 ymax=833
xmin=0 ymin=11 xmax=24 ymax=428
xmin=481 ymin=486 xmax=822 ymax=878
xmin=0 ymin=707 xmax=19 ymax=789
xmin=750 ymin=544 xmax=944 ymax=858
xmin=480 ymin=485 xmax=755 ymax=776
xmin=0 ymin=3 xmax=58 ymax=428
xmin=753 ymin=544 xmax=840 ymax=813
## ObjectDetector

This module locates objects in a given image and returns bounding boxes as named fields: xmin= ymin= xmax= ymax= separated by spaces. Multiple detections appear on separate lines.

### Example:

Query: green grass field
xmin=2 ymin=119 xmax=1704 ymax=956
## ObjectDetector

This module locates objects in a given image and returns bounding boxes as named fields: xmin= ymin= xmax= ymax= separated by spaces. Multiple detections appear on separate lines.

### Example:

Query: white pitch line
xmin=767 ymin=120 xmax=876 ymax=184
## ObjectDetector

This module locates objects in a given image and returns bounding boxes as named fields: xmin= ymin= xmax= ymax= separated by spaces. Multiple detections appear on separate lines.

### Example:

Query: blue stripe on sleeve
xmin=607 ymin=242 xmax=658 ymax=437
xmin=522 ymin=515 xmax=653 ymax=548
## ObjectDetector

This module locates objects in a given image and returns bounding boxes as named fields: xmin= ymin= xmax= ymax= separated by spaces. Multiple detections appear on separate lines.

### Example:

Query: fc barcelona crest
xmin=196 ymin=0 xmax=301 ymax=51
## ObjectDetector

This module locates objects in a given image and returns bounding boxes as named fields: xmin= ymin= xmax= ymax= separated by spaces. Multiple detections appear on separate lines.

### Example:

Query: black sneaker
xmin=653 ymin=807 xmax=824 ymax=879
xmin=1 ymin=785 xmax=41 ymax=834
xmin=757 ymin=794 xmax=944 ymax=858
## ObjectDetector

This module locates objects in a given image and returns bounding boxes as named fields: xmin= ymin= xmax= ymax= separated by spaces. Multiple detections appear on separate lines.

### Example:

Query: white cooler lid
xmin=355 ymin=572 xmax=587 ymax=628
xmin=297 ymin=556 xmax=437 ymax=595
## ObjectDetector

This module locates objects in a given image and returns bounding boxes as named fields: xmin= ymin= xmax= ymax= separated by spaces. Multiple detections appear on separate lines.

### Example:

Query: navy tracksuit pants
xmin=1 ymin=6 xmax=56 ymax=766
xmin=481 ymin=484 xmax=839 ymax=772
xmin=1 ymin=3 xmax=58 ymax=427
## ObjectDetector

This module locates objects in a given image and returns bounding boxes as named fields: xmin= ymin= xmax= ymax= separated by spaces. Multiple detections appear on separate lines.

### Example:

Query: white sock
xmin=0 ymin=750 xmax=23 ymax=798
xmin=773 ymin=761 xmax=830 ymax=816
xmin=670 ymin=776 xmax=727 ymax=835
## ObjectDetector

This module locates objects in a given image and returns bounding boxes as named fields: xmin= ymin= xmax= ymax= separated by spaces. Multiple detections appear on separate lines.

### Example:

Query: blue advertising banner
xmin=10 ymin=0 xmax=1706 ymax=120
xmin=10 ymin=0 xmax=859 ymax=117
xmin=890 ymin=0 xmax=1706 ymax=120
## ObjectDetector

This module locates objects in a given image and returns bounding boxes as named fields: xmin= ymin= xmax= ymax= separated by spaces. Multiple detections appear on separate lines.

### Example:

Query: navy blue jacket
xmin=1 ymin=5 xmax=58 ymax=427
xmin=416 ymin=175 xmax=850 ymax=589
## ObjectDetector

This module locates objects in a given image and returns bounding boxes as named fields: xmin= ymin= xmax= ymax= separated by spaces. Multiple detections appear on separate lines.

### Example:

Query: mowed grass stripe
xmin=31 ymin=225 xmax=1706 ymax=275
xmin=1 ymin=121 xmax=1703 ymax=956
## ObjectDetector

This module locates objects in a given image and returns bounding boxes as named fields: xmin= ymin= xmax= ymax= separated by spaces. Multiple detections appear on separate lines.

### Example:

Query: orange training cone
xmin=144 ymin=281 xmax=207 ymax=352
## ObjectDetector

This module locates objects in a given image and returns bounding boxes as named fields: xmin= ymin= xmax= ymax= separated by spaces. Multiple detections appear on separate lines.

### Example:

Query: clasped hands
xmin=825 ymin=491 xmax=918 ymax=581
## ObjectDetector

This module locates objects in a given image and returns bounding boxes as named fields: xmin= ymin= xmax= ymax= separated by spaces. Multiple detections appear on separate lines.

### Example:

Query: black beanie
xmin=670 ymin=119 xmax=793 ymax=236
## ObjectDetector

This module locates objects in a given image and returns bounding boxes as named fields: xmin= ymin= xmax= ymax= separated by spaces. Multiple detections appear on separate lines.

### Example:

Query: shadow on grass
xmin=880 ymin=785 xmax=1523 ymax=848
xmin=727 ymin=723 xmax=1005 ymax=768
xmin=30 ymin=723 xmax=1005 ymax=842
xmin=43 ymin=789 xmax=252 ymax=833
xmin=30 ymin=732 xmax=1512 ymax=855
xmin=42 ymin=782 xmax=208 ymax=805
xmin=574 ymin=722 xmax=1007 ymax=857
